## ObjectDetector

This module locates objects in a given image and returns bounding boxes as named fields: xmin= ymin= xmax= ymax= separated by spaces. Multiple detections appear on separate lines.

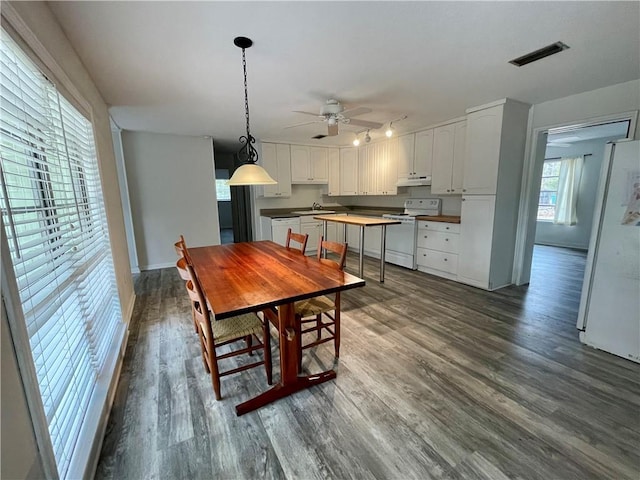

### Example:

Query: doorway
xmin=518 ymin=118 xmax=633 ymax=327
xmin=215 ymin=168 xmax=234 ymax=244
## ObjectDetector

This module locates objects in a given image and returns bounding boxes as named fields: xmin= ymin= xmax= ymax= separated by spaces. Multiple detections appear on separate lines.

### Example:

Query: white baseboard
xmin=139 ymin=262 xmax=175 ymax=271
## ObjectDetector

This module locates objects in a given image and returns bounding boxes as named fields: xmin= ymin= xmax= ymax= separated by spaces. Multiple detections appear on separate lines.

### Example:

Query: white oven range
xmin=382 ymin=198 xmax=442 ymax=269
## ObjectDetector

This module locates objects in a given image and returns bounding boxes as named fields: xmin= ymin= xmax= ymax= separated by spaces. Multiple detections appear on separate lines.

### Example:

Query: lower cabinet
xmin=300 ymin=217 xmax=322 ymax=254
xmin=456 ymin=195 xmax=495 ymax=289
xmin=345 ymin=219 xmax=382 ymax=258
xmin=416 ymin=221 xmax=460 ymax=280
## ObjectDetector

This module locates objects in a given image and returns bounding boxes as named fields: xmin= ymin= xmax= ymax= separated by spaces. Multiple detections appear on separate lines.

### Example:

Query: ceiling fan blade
xmin=283 ymin=121 xmax=321 ymax=130
xmin=349 ymin=118 xmax=383 ymax=129
xmin=327 ymin=124 xmax=339 ymax=136
xmin=292 ymin=110 xmax=321 ymax=117
xmin=341 ymin=107 xmax=372 ymax=118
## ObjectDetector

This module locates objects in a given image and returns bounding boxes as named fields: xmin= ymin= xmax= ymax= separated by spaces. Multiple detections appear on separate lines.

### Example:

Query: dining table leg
xmin=235 ymin=302 xmax=337 ymax=416
xmin=322 ymin=220 xmax=328 ymax=259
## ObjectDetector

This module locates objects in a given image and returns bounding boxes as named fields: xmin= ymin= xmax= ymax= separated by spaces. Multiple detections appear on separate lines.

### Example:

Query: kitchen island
xmin=314 ymin=214 xmax=401 ymax=282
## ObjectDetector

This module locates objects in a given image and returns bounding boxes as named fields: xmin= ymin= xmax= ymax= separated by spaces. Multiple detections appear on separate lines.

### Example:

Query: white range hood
xmin=397 ymin=176 xmax=431 ymax=187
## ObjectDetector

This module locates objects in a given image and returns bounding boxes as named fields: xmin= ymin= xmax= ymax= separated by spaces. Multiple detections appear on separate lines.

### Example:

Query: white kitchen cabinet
xmin=457 ymin=195 xmax=495 ymax=289
xmin=376 ymin=141 xmax=397 ymax=195
xmin=397 ymin=134 xmax=415 ymax=180
xmin=397 ymin=129 xmax=433 ymax=183
xmin=416 ymin=221 xmax=460 ymax=280
xmin=431 ymin=121 xmax=466 ymax=194
xmin=413 ymin=129 xmax=434 ymax=178
xmin=463 ymin=99 xmax=530 ymax=195
xmin=300 ymin=216 xmax=322 ymax=254
xmin=345 ymin=216 xmax=381 ymax=258
xmin=260 ymin=143 xmax=291 ymax=198
xmin=290 ymin=145 xmax=328 ymax=183
xmin=358 ymin=144 xmax=376 ymax=195
xmin=339 ymin=147 xmax=358 ymax=195
xmin=324 ymin=221 xmax=344 ymax=243
xmin=327 ymin=148 xmax=340 ymax=196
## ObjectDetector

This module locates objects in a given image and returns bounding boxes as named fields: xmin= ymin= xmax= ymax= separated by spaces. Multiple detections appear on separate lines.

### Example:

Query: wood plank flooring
xmin=95 ymin=245 xmax=639 ymax=480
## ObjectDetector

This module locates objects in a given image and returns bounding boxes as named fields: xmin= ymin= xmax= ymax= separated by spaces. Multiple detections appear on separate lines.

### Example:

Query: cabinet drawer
xmin=416 ymin=248 xmax=458 ymax=274
xmin=416 ymin=230 xmax=459 ymax=253
xmin=417 ymin=221 xmax=460 ymax=234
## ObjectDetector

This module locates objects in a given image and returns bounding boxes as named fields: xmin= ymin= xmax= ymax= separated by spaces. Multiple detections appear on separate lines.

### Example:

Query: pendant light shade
xmin=226 ymin=36 xmax=277 ymax=187
xmin=227 ymin=163 xmax=277 ymax=185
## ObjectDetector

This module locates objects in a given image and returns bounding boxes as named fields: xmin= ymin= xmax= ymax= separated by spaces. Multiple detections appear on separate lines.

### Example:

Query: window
xmin=215 ymin=178 xmax=231 ymax=201
xmin=537 ymin=159 xmax=561 ymax=221
xmin=0 ymin=31 xmax=122 ymax=478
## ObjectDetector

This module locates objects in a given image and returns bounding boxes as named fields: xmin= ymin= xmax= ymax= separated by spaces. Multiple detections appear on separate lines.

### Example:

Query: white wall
xmin=516 ymin=79 xmax=640 ymax=284
xmin=535 ymin=138 xmax=621 ymax=249
xmin=123 ymin=131 xmax=220 ymax=269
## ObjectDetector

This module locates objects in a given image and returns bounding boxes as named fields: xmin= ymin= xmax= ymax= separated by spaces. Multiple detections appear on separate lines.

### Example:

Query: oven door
xmin=384 ymin=220 xmax=417 ymax=269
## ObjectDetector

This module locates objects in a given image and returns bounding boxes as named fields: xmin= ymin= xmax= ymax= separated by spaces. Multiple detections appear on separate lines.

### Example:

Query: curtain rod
xmin=544 ymin=153 xmax=593 ymax=161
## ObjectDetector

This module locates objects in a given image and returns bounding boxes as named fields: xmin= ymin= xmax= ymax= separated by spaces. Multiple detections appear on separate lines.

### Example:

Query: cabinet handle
xmin=451 ymin=189 xmax=455 ymax=192
xmin=445 ymin=238 xmax=449 ymax=242
xmin=444 ymin=258 xmax=448 ymax=262
xmin=424 ymin=235 xmax=428 ymax=239
xmin=462 ymin=198 xmax=466 ymax=201
xmin=462 ymin=189 xmax=466 ymax=192
xmin=423 ymin=253 xmax=426 ymax=257
xmin=447 ymin=189 xmax=450 ymax=192
xmin=445 ymin=227 xmax=449 ymax=230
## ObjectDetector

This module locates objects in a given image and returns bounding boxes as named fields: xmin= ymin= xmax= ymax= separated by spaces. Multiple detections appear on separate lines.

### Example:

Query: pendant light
xmin=227 ymin=37 xmax=277 ymax=186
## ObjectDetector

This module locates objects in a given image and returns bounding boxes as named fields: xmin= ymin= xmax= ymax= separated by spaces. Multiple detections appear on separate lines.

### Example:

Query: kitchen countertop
xmin=415 ymin=215 xmax=461 ymax=223
xmin=259 ymin=206 xmax=403 ymax=218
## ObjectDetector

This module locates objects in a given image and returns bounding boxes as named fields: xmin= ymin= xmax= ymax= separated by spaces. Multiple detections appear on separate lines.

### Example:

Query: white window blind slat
xmin=0 ymin=31 xmax=122 ymax=479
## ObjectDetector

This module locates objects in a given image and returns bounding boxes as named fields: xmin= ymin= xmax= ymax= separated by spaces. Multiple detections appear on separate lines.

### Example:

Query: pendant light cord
xmin=242 ymin=47 xmax=251 ymax=139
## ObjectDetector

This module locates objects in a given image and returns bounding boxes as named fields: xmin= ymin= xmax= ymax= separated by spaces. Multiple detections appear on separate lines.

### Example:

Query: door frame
xmin=512 ymin=110 xmax=638 ymax=286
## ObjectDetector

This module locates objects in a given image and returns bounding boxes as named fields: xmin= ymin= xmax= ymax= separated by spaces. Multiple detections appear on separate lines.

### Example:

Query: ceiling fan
xmin=285 ymin=99 xmax=383 ymax=138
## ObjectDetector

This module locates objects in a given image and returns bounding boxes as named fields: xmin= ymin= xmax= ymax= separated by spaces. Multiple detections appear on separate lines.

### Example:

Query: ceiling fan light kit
xmin=227 ymin=36 xmax=277 ymax=186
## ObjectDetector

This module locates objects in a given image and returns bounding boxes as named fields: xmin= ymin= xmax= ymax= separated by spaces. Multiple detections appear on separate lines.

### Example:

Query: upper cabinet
xmin=380 ymin=138 xmax=397 ymax=196
xmin=327 ymin=148 xmax=340 ymax=196
xmin=462 ymin=99 xmax=530 ymax=195
xmin=357 ymin=141 xmax=396 ymax=196
xmin=414 ymin=129 xmax=434 ymax=178
xmin=431 ymin=121 xmax=466 ymax=194
xmin=339 ymin=147 xmax=359 ymax=195
xmin=290 ymin=145 xmax=328 ymax=183
xmin=397 ymin=130 xmax=433 ymax=183
xmin=261 ymin=143 xmax=292 ymax=198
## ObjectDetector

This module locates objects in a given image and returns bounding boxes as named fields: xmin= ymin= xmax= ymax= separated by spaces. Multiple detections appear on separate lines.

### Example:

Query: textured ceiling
xmin=48 ymin=1 xmax=640 ymax=152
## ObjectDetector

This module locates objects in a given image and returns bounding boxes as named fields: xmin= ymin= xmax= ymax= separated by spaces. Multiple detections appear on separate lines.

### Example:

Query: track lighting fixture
xmin=364 ymin=130 xmax=371 ymax=143
xmin=352 ymin=133 xmax=360 ymax=146
xmin=384 ymin=115 xmax=408 ymax=138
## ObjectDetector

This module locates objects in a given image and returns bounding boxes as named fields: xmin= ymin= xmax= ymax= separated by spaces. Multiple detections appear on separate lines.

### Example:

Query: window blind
xmin=0 ymin=31 xmax=122 ymax=478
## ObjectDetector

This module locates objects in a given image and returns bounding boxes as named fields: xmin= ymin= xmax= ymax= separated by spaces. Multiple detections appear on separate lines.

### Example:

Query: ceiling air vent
xmin=312 ymin=134 xmax=327 ymax=139
xmin=509 ymin=41 xmax=569 ymax=67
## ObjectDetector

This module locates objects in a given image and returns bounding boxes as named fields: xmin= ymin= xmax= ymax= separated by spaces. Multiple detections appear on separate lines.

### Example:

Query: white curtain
xmin=554 ymin=156 xmax=584 ymax=225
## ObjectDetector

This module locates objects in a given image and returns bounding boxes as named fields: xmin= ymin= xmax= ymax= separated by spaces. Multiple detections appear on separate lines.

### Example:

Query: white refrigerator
xmin=577 ymin=140 xmax=640 ymax=363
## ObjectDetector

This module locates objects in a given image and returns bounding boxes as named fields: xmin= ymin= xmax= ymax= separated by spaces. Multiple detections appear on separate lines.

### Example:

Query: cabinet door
xmin=261 ymin=143 xmax=279 ymax=197
xmin=451 ymin=121 xmax=466 ymax=193
xmin=463 ymin=106 xmax=503 ymax=194
xmin=325 ymin=222 xmax=344 ymax=243
xmin=358 ymin=145 xmax=373 ymax=195
xmin=309 ymin=147 xmax=328 ymax=182
xmin=346 ymin=224 xmax=360 ymax=251
xmin=431 ymin=124 xmax=455 ymax=194
xmin=301 ymin=221 xmax=322 ymax=253
xmin=363 ymin=224 xmax=382 ymax=256
xmin=380 ymin=139 xmax=397 ymax=195
xmin=457 ymin=195 xmax=495 ymax=289
xmin=340 ymin=148 xmax=358 ymax=195
xmin=397 ymin=134 xmax=415 ymax=179
xmin=414 ymin=129 xmax=433 ymax=178
xmin=327 ymin=149 xmax=340 ymax=196
xmin=261 ymin=143 xmax=291 ymax=197
xmin=290 ymin=145 xmax=310 ymax=182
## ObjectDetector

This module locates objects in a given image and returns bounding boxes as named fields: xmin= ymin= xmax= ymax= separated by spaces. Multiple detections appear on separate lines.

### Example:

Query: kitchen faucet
xmin=312 ymin=202 xmax=322 ymax=210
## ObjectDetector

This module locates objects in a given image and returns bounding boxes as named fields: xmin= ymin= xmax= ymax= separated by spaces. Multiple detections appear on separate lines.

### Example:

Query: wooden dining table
xmin=188 ymin=241 xmax=365 ymax=415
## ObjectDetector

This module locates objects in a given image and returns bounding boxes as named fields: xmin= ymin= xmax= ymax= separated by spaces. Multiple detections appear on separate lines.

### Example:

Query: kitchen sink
xmin=290 ymin=210 xmax=336 ymax=215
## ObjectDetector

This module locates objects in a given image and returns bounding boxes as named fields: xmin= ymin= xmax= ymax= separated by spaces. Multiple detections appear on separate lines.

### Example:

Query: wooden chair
xmin=286 ymin=228 xmax=308 ymax=255
xmin=294 ymin=237 xmax=348 ymax=370
xmin=184 ymin=264 xmax=272 ymax=400
xmin=174 ymin=234 xmax=191 ymax=264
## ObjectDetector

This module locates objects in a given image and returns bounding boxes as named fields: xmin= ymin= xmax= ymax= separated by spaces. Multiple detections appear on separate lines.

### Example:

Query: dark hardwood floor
xmin=95 ymin=245 xmax=639 ymax=480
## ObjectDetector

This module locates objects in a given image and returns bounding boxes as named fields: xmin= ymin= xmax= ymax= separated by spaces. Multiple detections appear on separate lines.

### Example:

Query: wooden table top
xmin=188 ymin=241 xmax=365 ymax=320
xmin=415 ymin=215 xmax=461 ymax=223
xmin=313 ymin=214 xmax=401 ymax=226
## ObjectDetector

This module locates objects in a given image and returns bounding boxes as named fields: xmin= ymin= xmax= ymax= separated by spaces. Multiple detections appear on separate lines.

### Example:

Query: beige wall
xmin=122 ymin=131 xmax=220 ymax=269
xmin=1 ymin=304 xmax=44 ymax=480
